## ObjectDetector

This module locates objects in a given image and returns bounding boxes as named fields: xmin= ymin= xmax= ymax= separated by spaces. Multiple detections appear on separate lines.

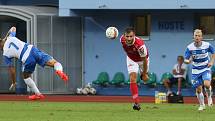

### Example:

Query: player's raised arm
xmin=208 ymin=53 xmax=215 ymax=67
xmin=3 ymin=26 xmax=16 ymax=41
xmin=184 ymin=48 xmax=192 ymax=64
xmin=8 ymin=26 xmax=16 ymax=37
xmin=207 ymin=43 xmax=215 ymax=67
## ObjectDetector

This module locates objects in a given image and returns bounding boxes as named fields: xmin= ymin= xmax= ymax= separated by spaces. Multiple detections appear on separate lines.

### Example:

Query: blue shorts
xmin=23 ymin=46 xmax=52 ymax=73
xmin=191 ymin=70 xmax=211 ymax=89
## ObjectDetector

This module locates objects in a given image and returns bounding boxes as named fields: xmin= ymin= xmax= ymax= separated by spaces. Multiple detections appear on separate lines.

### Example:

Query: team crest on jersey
xmin=139 ymin=47 xmax=144 ymax=53
xmin=202 ymin=49 xmax=206 ymax=53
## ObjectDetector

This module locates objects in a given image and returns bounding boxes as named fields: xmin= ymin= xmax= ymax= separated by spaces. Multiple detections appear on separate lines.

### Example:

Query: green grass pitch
xmin=0 ymin=101 xmax=214 ymax=121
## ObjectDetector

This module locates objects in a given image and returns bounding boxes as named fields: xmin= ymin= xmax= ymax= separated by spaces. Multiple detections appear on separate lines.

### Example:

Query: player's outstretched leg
xmin=24 ymin=77 xmax=45 ymax=100
xmin=55 ymin=70 xmax=68 ymax=81
xmin=46 ymin=59 xmax=69 ymax=82
xmin=54 ymin=62 xmax=68 ymax=82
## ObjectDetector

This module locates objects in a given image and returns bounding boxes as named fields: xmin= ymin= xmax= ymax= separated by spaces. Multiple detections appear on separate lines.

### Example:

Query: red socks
xmin=130 ymin=83 xmax=139 ymax=104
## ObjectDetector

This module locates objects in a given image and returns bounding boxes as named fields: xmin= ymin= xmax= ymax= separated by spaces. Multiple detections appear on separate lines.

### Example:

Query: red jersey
xmin=120 ymin=35 xmax=149 ymax=62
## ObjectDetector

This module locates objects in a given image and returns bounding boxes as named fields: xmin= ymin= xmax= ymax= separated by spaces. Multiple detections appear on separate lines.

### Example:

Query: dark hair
xmin=177 ymin=56 xmax=184 ymax=61
xmin=124 ymin=27 xmax=135 ymax=34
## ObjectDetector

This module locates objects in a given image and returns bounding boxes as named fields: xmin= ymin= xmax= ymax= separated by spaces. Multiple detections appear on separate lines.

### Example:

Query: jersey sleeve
xmin=138 ymin=45 xmax=147 ymax=57
xmin=184 ymin=48 xmax=191 ymax=60
xmin=9 ymin=31 xmax=16 ymax=37
xmin=208 ymin=43 xmax=215 ymax=54
xmin=3 ymin=56 xmax=13 ymax=66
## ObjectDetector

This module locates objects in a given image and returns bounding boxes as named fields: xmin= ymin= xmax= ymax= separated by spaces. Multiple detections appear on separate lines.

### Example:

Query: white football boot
xmin=198 ymin=104 xmax=206 ymax=111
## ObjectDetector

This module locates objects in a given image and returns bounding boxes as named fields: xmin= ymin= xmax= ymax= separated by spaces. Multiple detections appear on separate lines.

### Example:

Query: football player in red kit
xmin=120 ymin=27 xmax=149 ymax=111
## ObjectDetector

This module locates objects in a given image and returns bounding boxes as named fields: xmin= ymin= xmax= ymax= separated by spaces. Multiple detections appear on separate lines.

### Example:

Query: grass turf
xmin=0 ymin=101 xmax=214 ymax=121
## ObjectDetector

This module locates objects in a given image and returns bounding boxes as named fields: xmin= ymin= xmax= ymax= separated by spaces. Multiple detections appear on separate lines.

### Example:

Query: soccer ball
xmin=76 ymin=88 xmax=82 ymax=95
xmin=89 ymin=88 xmax=96 ymax=95
xmin=105 ymin=27 xmax=119 ymax=39
xmin=85 ymin=83 xmax=92 ymax=88
xmin=81 ymin=87 xmax=90 ymax=95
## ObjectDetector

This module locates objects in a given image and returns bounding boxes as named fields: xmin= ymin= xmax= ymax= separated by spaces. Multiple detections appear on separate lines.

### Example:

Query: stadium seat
xmin=110 ymin=72 xmax=125 ymax=86
xmin=146 ymin=72 xmax=157 ymax=85
xmin=124 ymin=78 xmax=130 ymax=85
xmin=92 ymin=72 xmax=110 ymax=86
xmin=159 ymin=72 xmax=173 ymax=84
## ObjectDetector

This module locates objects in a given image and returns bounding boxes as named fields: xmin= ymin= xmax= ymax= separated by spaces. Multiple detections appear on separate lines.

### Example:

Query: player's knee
xmin=46 ymin=59 xmax=57 ymax=66
xmin=204 ymin=80 xmax=211 ymax=88
xmin=196 ymin=87 xmax=202 ymax=93
xmin=129 ymin=72 xmax=137 ymax=83
xmin=204 ymin=84 xmax=211 ymax=89
xmin=22 ymin=72 xmax=31 ymax=79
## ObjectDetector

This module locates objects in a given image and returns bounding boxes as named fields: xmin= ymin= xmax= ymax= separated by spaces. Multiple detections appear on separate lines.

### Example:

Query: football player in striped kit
xmin=0 ymin=27 xmax=68 ymax=100
xmin=184 ymin=29 xmax=215 ymax=111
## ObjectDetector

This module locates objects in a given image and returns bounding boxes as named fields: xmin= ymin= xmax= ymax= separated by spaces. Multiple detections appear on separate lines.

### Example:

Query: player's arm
xmin=138 ymin=45 xmax=149 ymax=81
xmin=209 ymin=54 xmax=215 ymax=67
xmin=2 ymin=26 xmax=16 ymax=41
xmin=3 ymin=56 xmax=16 ymax=84
xmin=184 ymin=57 xmax=192 ymax=64
xmin=142 ymin=56 xmax=148 ymax=74
xmin=8 ymin=66 xmax=16 ymax=85
xmin=208 ymin=44 xmax=215 ymax=67
xmin=8 ymin=26 xmax=16 ymax=37
xmin=184 ymin=48 xmax=192 ymax=64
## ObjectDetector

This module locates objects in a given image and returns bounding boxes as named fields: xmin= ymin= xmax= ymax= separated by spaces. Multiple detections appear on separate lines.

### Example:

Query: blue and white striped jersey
xmin=3 ymin=32 xmax=33 ymax=66
xmin=185 ymin=41 xmax=215 ymax=74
